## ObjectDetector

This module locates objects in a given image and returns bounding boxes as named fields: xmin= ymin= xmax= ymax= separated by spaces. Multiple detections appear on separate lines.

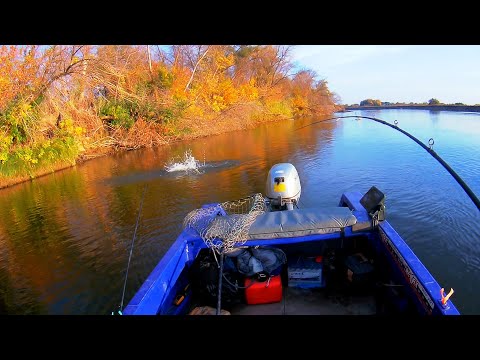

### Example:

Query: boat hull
xmin=123 ymin=191 xmax=459 ymax=315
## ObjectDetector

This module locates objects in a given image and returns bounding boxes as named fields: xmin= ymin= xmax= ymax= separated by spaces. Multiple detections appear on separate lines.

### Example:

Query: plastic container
xmin=244 ymin=275 xmax=283 ymax=305
xmin=288 ymin=256 xmax=325 ymax=289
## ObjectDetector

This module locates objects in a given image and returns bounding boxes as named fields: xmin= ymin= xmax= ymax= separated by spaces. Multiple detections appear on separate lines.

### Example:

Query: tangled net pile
xmin=183 ymin=193 xmax=266 ymax=254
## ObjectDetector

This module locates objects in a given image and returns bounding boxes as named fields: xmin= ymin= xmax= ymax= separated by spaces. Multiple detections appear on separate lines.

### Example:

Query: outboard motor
xmin=265 ymin=163 xmax=301 ymax=211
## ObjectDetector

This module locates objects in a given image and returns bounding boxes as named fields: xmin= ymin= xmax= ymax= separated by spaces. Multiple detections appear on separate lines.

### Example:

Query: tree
xmin=247 ymin=45 xmax=293 ymax=90
xmin=360 ymin=98 xmax=381 ymax=106
xmin=428 ymin=98 xmax=440 ymax=105
xmin=181 ymin=45 xmax=211 ymax=92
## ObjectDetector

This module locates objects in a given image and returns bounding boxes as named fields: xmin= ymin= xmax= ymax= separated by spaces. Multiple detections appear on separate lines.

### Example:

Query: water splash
xmin=106 ymin=152 xmax=239 ymax=186
xmin=164 ymin=150 xmax=203 ymax=173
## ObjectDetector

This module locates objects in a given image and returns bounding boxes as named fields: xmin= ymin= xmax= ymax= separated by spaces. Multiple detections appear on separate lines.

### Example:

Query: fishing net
xmin=183 ymin=193 xmax=267 ymax=254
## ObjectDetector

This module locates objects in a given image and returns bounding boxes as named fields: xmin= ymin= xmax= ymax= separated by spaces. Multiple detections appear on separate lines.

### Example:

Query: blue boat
xmin=123 ymin=163 xmax=459 ymax=315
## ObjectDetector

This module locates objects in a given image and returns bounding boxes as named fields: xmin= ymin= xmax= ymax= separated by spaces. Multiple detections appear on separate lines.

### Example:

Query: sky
xmin=290 ymin=45 xmax=480 ymax=106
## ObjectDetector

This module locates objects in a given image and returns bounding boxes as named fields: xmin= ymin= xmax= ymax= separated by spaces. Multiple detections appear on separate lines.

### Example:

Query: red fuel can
xmin=244 ymin=275 xmax=283 ymax=305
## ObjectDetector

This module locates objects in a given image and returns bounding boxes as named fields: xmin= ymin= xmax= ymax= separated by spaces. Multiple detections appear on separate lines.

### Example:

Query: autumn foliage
xmin=0 ymin=45 xmax=341 ymax=186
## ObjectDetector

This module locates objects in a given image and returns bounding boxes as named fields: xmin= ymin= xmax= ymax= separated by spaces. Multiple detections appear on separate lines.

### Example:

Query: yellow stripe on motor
xmin=274 ymin=183 xmax=286 ymax=192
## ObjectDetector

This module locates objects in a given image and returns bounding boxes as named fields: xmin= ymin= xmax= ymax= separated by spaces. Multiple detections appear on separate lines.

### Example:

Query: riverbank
xmin=345 ymin=104 xmax=480 ymax=112
xmin=0 ymin=105 xmax=340 ymax=190
xmin=1 ymin=45 xmax=343 ymax=191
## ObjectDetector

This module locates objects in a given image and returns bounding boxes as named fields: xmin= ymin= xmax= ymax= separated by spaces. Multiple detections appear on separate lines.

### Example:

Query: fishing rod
xmin=115 ymin=184 xmax=148 ymax=314
xmin=296 ymin=115 xmax=480 ymax=212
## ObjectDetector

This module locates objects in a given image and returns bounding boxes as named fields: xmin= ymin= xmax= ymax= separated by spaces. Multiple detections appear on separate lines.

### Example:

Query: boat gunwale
xmin=123 ymin=191 xmax=460 ymax=315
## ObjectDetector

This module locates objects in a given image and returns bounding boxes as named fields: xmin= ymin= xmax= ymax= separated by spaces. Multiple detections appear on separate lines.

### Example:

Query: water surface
xmin=1 ymin=108 xmax=479 ymax=314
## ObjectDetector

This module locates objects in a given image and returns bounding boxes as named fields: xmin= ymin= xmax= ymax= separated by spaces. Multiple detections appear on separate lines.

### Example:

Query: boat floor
xmin=229 ymin=286 xmax=377 ymax=315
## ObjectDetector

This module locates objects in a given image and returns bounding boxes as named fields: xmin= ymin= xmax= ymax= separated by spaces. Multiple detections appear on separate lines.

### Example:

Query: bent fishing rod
xmin=296 ymin=115 xmax=480 ymax=212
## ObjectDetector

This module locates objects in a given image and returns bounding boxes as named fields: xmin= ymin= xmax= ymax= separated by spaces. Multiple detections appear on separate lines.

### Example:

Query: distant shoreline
xmin=344 ymin=105 xmax=480 ymax=112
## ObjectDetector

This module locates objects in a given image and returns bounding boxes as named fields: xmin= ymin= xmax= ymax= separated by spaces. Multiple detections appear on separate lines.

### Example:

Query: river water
xmin=1 ymin=109 xmax=479 ymax=315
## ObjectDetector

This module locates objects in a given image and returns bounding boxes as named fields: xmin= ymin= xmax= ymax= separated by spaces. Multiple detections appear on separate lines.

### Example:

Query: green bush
xmin=266 ymin=101 xmax=293 ymax=118
xmin=0 ymin=137 xmax=80 ymax=178
xmin=0 ymin=99 xmax=39 ymax=144
xmin=135 ymin=68 xmax=174 ymax=97
xmin=154 ymin=67 xmax=174 ymax=90
xmin=159 ymin=98 xmax=189 ymax=124
xmin=99 ymin=101 xmax=135 ymax=129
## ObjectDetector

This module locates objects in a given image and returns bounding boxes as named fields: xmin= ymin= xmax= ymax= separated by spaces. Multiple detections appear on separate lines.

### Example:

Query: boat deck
xmin=229 ymin=286 xmax=377 ymax=315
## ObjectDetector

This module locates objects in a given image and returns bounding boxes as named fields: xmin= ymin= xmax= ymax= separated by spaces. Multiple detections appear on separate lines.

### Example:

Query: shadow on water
xmin=105 ymin=159 xmax=241 ymax=187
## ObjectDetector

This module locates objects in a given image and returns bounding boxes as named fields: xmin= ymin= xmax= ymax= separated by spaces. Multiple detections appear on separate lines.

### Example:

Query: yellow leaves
xmin=239 ymin=82 xmax=259 ymax=101
xmin=162 ymin=123 xmax=177 ymax=136
xmin=266 ymin=101 xmax=293 ymax=118
xmin=0 ymin=75 xmax=9 ymax=90
xmin=0 ymin=130 xmax=11 ymax=163
xmin=59 ymin=118 xmax=87 ymax=139
xmin=184 ymin=104 xmax=204 ymax=118
xmin=58 ymin=118 xmax=86 ymax=138
xmin=0 ymin=134 xmax=13 ymax=151
xmin=170 ymin=66 xmax=190 ymax=99
xmin=74 ymin=126 xmax=86 ymax=136
xmin=218 ymin=80 xmax=237 ymax=105
xmin=211 ymin=95 xmax=225 ymax=112
xmin=70 ymin=56 xmax=80 ymax=66
xmin=214 ymin=53 xmax=234 ymax=71
xmin=204 ymin=80 xmax=238 ymax=113
xmin=1 ymin=45 xmax=337 ymax=170
xmin=18 ymin=102 xmax=32 ymax=118
xmin=59 ymin=120 xmax=66 ymax=129
xmin=17 ymin=149 xmax=35 ymax=164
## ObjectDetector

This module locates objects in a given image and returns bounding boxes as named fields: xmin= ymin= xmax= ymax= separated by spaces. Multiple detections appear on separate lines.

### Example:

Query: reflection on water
xmin=0 ymin=109 xmax=479 ymax=314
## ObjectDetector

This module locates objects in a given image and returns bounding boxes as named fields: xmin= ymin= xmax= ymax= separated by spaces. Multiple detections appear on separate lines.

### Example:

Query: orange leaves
xmin=198 ymin=79 xmax=238 ymax=113
xmin=0 ymin=46 xmax=42 ymax=111
xmin=0 ymin=45 xmax=340 ymax=165
xmin=217 ymin=80 xmax=237 ymax=106
xmin=238 ymin=79 xmax=259 ymax=101
xmin=291 ymin=95 xmax=308 ymax=112
xmin=170 ymin=66 xmax=190 ymax=101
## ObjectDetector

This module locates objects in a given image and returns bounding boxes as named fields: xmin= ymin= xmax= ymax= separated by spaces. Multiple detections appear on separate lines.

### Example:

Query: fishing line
xmin=296 ymin=115 xmax=480 ymax=212
xmin=119 ymin=184 xmax=148 ymax=312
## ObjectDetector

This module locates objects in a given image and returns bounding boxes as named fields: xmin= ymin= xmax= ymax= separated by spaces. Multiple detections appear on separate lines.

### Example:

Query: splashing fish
xmin=164 ymin=150 xmax=203 ymax=173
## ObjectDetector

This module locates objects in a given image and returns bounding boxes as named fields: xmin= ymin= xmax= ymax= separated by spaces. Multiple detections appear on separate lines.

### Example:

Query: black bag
xmin=190 ymin=250 xmax=244 ymax=309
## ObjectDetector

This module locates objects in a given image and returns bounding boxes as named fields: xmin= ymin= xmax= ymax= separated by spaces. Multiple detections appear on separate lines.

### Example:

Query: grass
xmin=0 ymin=136 xmax=81 ymax=188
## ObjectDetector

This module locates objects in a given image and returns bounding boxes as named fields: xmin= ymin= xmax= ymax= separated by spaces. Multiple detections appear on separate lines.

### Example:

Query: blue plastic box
xmin=287 ymin=256 xmax=325 ymax=289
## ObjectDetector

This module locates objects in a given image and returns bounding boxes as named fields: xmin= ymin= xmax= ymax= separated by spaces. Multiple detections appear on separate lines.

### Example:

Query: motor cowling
xmin=265 ymin=163 xmax=301 ymax=210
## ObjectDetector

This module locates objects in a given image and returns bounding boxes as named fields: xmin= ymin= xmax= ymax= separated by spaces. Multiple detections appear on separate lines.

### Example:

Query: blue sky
xmin=290 ymin=45 xmax=480 ymax=105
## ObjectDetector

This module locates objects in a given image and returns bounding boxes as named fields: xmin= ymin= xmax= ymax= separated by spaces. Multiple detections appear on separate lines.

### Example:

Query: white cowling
xmin=265 ymin=163 xmax=301 ymax=210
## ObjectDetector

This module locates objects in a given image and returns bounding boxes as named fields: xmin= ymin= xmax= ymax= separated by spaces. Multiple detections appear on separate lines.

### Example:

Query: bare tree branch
xmin=184 ymin=46 xmax=210 ymax=92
